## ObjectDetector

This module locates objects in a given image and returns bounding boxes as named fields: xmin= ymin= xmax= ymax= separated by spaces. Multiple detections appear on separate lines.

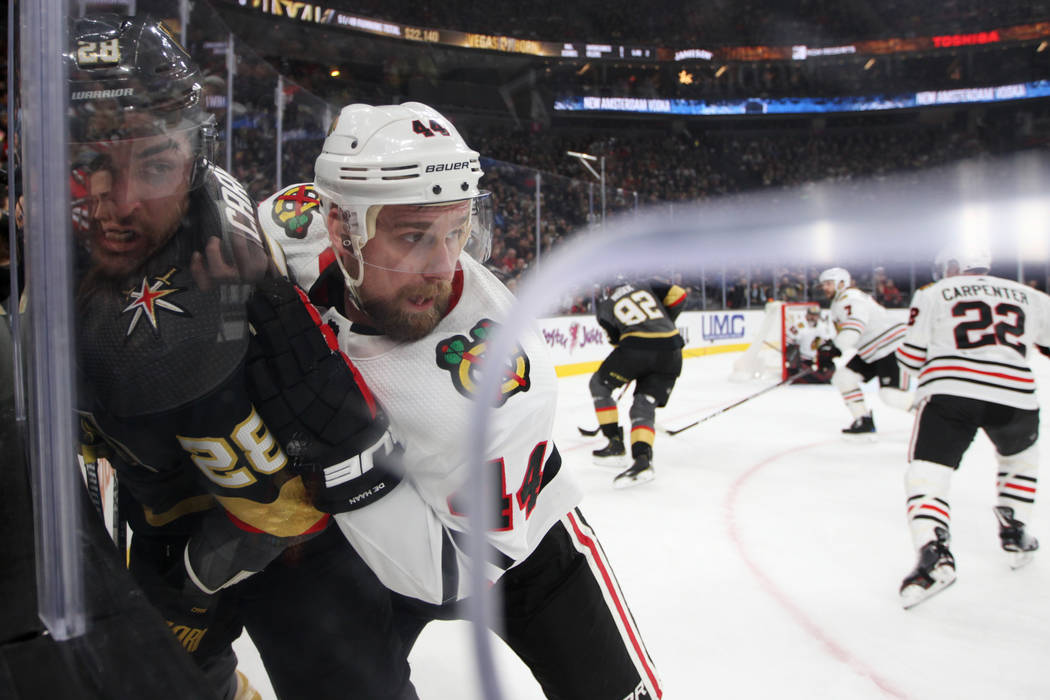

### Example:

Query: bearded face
xmin=331 ymin=201 xmax=471 ymax=340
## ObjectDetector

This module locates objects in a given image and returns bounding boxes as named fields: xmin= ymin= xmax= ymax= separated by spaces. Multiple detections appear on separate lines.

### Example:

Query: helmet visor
xmin=70 ymin=121 xmax=201 ymax=279
xmin=336 ymin=192 xmax=493 ymax=276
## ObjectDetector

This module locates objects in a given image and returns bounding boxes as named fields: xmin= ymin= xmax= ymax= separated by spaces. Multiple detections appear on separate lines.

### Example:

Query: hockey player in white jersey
xmin=256 ymin=102 xmax=661 ymax=699
xmin=818 ymin=267 xmax=912 ymax=435
xmin=785 ymin=306 xmax=835 ymax=382
xmin=894 ymin=246 xmax=1049 ymax=608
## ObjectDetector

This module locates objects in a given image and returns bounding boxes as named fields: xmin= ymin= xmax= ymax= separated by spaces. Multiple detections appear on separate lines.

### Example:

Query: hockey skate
xmin=613 ymin=455 xmax=654 ymax=489
xmin=592 ymin=431 xmax=627 ymax=467
xmin=994 ymin=506 xmax=1039 ymax=569
xmin=841 ymin=414 xmax=876 ymax=440
xmin=900 ymin=529 xmax=956 ymax=609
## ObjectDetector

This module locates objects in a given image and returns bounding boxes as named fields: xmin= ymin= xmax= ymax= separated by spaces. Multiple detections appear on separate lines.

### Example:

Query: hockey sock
xmin=996 ymin=444 xmax=1039 ymax=526
xmin=628 ymin=394 xmax=656 ymax=458
xmin=590 ymin=373 xmax=619 ymax=434
xmin=832 ymin=368 xmax=867 ymax=419
xmin=905 ymin=460 xmax=954 ymax=549
xmin=879 ymin=386 xmax=913 ymax=412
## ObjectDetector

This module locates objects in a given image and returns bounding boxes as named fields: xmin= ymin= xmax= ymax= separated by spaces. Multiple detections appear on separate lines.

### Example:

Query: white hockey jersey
xmin=257 ymin=185 xmax=583 ymax=604
xmin=829 ymin=287 xmax=907 ymax=362
xmin=788 ymin=312 xmax=833 ymax=361
xmin=896 ymin=275 xmax=1050 ymax=410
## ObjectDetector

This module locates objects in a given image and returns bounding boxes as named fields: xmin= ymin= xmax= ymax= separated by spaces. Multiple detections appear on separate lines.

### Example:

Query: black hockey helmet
xmin=67 ymin=14 xmax=214 ymax=184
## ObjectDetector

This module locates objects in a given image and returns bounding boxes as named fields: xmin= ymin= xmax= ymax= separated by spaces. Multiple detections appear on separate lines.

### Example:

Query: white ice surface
xmin=236 ymin=351 xmax=1050 ymax=699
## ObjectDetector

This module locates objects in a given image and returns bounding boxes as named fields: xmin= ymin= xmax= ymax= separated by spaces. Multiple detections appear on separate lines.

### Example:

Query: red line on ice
xmin=725 ymin=440 xmax=913 ymax=700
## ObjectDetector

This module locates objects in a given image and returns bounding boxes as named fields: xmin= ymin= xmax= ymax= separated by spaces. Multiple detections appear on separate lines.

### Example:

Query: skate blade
xmin=900 ymin=570 xmax=956 ymax=610
xmin=593 ymin=456 xmax=628 ymax=469
xmin=613 ymin=470 xmax=655 ymax=489
xmin=841 ymin=433 xmax=878 ymax=443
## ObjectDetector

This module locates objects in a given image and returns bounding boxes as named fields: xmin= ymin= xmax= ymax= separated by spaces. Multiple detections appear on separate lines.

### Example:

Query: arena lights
xmin=811 ymin=219 xmax=836 ymax=264
xmin=553 ymin=79 xmax=1050 ymax=116
xmin=231 ymin=0 xmax=1050 ymax=64
xmin=1012 ymin=198 xmax=1050 ymax=261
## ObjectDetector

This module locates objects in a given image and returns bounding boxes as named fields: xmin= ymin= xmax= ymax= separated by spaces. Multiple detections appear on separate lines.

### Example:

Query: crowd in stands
xmin=6 ymin=4 xmax=1050 ymax=317
xmin=200 ymin=63 xmax=1048 ymax=314
xmin=552 ymin=42 xmax=1050 ymax=102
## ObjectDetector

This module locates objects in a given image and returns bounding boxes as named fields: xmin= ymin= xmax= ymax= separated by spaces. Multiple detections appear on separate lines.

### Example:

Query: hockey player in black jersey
xmin=69 ymin=15 xmax=414 ymax=699
xmin=590 ymin=275 xmax=687 ymax=487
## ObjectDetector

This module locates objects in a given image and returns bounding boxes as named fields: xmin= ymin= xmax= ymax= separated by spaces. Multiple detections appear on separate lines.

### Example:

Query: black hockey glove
xmin=815 ymin=340 xmax=841 ymax=372
xmin=129 ymin=535 xmax=221 ymax=657
xmin=245 ymin=276 xmax=403 ymax=514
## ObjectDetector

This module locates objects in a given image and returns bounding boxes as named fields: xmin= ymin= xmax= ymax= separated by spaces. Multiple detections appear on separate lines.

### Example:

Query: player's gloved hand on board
xmin=815 ymin=340 xmax=841 ymax=372
xmin=245 ymin=276 xmax=404 ymax=514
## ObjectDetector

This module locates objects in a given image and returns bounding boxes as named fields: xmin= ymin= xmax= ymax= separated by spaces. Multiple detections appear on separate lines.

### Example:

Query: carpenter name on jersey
xmin=896 ymin=274 xmax=1050 ymax=410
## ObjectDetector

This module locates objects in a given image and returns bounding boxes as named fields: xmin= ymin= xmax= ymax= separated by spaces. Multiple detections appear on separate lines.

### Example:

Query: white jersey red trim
xmin=829 ymin=287 xmax=906 ymax=361
xmin=896 ymin=275 xmax=1050 ymax=410
xmin=325 ymin=254 xmax=583 ymax=603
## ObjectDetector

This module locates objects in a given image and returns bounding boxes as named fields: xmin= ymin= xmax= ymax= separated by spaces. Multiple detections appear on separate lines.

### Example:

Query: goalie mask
xmin=313 ymin=102 xmax=493 ymax=303
xmin=933 ymin=245 xmax=992 ymax=279
xmin=818 ymin=267 xmax=851 ymax=296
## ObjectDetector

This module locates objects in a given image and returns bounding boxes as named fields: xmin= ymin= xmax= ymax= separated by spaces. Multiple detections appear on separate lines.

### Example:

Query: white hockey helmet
xmin=933 ymin=244 xmax=991 ymax=279
xmin=818 ymin=267 xmax=851 ymax=294
xmin=313 ymin=102 xmax=492 ymax=295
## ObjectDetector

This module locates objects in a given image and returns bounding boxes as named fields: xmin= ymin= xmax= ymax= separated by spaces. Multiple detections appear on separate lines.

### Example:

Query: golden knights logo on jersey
xmin=436 ymin=318 xmax=530 ymax=406
xmin=270 ymin=183 xmax=321 ymax=239
xmin=122 ymin=267 xmax=187 ymax=337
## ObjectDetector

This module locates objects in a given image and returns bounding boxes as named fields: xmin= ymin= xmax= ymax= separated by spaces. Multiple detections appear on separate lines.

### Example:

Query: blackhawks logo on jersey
xmin=436 ymin=319 xmax=530 ymax=406
xmin=271 ymin=184 xmax=320 ymax=239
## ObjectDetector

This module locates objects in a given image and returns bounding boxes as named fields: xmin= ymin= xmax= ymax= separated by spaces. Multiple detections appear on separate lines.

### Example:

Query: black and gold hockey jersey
xmin=75 ymin=165 xmax=323 ymax=546
xmin=596 ymin=278 xmax=687 ymax=351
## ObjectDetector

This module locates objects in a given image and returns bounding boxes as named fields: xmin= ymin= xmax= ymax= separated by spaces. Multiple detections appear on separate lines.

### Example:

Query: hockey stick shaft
xmin=664 ymin=367 xmax=814 ymax=436
xmin=578 ymin=380 xmax=634 ymax=436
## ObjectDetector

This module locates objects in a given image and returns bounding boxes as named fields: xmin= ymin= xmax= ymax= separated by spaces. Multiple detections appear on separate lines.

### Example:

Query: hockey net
xmin=730 ymin=301 xmax=820 ymax=382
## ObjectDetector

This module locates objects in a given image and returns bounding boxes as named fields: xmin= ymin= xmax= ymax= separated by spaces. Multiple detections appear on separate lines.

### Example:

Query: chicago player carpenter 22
xmin=258 ymin=101 xmax=662 ymax=699
xmin=895 ymin=245 xmax=1048 ymax=608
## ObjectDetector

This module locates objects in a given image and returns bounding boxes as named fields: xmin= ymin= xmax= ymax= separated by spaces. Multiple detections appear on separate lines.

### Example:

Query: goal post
xmin=730 ymin=301 xmax=820 ymax=382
